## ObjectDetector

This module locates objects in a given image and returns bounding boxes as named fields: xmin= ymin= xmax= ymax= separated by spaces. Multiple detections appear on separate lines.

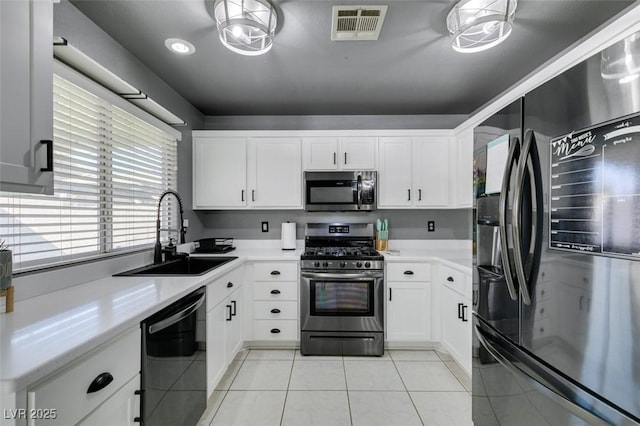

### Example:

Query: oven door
xmin=300 ymin=271 xmax=384 ymax=332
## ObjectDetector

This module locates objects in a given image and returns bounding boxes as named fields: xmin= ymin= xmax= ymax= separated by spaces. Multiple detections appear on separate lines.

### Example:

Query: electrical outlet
xmin=427 ymin=221 xmax=435 ymax=232
xmin=261 ymin=221 xmax=269 ymax=232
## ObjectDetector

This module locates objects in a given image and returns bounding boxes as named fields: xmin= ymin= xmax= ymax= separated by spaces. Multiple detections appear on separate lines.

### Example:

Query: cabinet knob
xmin=270 ymin=270 xmax=281 ymax=276
xmin=270 ymin=289 xmax=281 ymax=295
xmin=270 ymin=308 xmax=281 ymax=314
xmin=227 ymin=282 xmax=234 ymax=288
xmin=271 ymin=328 xmax=281 ymax=334
xmin=40 ymin=140 xmax=54 ymax=172
xmin=447 ymin=276 xmax=454 ymax=282
xmin=87 ymin=372 xmax=114 ymax=394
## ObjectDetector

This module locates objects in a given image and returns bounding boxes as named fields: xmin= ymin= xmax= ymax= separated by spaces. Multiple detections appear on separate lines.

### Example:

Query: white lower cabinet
xmin=247 ymin=261 xmax=299 ymax=342
xmin=386 ymin=262 xmax=432 ymax=343
xmin=206 ymin=266 xmax=245 ymax=398
xmin=439 ymin=264 xmax=472 ymax=374
xmin=77 ymin=375 xmax=140 ymax=426
xmin=26 ymin=327 xmax=140 ymax=425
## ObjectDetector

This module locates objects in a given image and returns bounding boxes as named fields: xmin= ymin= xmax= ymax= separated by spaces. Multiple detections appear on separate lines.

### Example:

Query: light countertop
xmin=1 ymin=242 xmax=469 ymax=394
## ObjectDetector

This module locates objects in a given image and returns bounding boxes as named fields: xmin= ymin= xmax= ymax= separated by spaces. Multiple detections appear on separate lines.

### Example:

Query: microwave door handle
xmin=512 ymin=130 xmax=535 ymax=306
xmin=499 ymin=136 xmax=520 ymax=301
xmin=357 ymin=175 xmax=363 ymax=210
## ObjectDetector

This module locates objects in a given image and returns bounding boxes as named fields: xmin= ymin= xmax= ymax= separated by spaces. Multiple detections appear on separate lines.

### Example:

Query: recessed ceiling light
xmin=164 ymin=38 xmax=196 ymax=55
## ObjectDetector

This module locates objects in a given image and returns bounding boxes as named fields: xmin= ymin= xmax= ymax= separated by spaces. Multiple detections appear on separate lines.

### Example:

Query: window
xmin=0 ymin=74 xmax=178 ymax=271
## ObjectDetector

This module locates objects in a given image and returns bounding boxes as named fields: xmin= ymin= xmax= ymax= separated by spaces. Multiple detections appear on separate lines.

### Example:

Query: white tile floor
xmin=199 ymin=349 xmax=472 ymax=426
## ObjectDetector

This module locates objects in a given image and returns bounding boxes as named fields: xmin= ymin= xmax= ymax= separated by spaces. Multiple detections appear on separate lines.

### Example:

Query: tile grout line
xmin=278 ymin=351 xmax=296 ymax=425
xmin=207 ymin=349 xmax=249 ymax=425
xmin=342 ymin=355 xmax=355 ymax=426
xmin=390 ymin=352 xmax=426 ymax=426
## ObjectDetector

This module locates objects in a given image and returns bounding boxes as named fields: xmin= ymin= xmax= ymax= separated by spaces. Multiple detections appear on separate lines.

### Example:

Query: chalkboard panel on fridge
xmin=549 ymin=111 xmax=640 ymax=259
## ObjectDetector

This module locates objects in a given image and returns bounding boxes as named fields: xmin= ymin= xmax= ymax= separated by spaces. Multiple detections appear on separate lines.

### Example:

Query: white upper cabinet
xmin=0 ymin=0 xmax=54 ymax=194
xmin=378 ymin=136 xmax=452 ymax=208
xmin=455 ymin=129 xmax=473 ymax=208
xmin=412 ymin=137 xmax=451 ymax=207
xmin=247 ymin=138 xmax=302 ymax=208
xmin=378 ymin=137 xmax=413 ymax=207
xmin=302 ymin=136 xmax=375 ymax=170
xmin=302 ymin=137 xmax=339 ymax=170
xmin=339 ymin=137 xmax=376 ymax=170
xmin=193 ymin=137 xmax=247 ymax=209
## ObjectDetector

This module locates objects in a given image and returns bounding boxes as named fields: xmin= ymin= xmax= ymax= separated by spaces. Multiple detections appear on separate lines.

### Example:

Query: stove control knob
xmin=340 ymin=261 xmax=347 ymax=268
xmin=314 ymin=261 xmax=320 ymax=268
xmin=356 ymin=262 xmax=363 ymax=268
xmin=322 ymin=261 xmax=329 ymax=268
xmin=364 ymin=261 xmax=371 ymax=268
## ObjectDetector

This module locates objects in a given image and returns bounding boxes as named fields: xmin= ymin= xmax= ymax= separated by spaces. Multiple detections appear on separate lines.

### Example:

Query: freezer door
xmin=473 ymin=315 xmax=637 ymax=426
xmin=521 ymin=31 xmax=640 ymax=422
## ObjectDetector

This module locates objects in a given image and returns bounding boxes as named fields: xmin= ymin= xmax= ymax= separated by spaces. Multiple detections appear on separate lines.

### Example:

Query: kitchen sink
xmin=114 ymin=256 xmax=238 ymax=276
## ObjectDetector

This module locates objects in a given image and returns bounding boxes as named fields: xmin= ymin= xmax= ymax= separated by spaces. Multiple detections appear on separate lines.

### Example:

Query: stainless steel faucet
xmin=154 ymin=189 xmax=187 ymax=264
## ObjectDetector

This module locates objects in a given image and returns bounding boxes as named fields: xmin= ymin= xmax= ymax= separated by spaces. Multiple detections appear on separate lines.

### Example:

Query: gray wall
xmin=54 ymin=0 xmax=206 ymax=237
xmin=203 ymin=115 xmax=468 ymax=130
xmin=200 ymin=209 xmax=472 ymax=241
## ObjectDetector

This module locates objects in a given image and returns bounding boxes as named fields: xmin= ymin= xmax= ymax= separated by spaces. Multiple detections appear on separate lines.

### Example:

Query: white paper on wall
xmin=485 ymin=134 xmax=510 ymax=195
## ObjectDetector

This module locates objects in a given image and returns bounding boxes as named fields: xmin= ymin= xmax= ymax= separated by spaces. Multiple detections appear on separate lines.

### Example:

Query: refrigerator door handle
xmin=512 ymin=130 xmax=533 ymax=305
xmin=498 ymin=136 xmax=520 ymax=301
xmin=474 ymin=317 xmax=637 ymax=426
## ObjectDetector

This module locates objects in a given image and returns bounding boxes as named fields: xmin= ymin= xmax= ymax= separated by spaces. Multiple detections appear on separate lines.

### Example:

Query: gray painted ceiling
xmin=68 ymin=0 xmax=636 ymax=116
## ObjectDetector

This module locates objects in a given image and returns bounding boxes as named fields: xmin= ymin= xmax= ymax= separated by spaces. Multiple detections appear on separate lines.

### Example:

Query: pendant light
xmin=446 ymin=0 xmax=517 ymax=53
xmin=213 ymin=0 xmax=278 ymax=56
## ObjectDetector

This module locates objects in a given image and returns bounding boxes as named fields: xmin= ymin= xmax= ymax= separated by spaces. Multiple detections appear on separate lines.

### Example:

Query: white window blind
xmin=0 ymin=74 xmax=178 ymax=271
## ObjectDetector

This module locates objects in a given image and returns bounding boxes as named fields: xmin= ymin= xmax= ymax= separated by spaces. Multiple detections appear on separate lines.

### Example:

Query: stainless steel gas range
xmin=300 ymin=223 xmax=384 ymax=356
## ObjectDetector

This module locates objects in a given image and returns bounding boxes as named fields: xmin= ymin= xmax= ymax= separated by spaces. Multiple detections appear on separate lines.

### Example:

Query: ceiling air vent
xmin=331 ymin=5 xmax=388 ymax=41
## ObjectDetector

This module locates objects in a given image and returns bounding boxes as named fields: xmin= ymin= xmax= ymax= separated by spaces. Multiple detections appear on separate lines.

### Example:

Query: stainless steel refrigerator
xmin=472 ymin=30 xmax=640 ymax=425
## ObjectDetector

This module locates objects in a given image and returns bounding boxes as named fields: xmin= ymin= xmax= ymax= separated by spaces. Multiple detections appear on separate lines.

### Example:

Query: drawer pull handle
xmin=270 ymin=289 xmax=281 ymax=294
xmin=87 ymin=372 xmax=114 ymax=394
xmin=231 ymin=300 xmax=237 ymax=316
xmin=271 ymin=328 xmax=281 ymax=334
xmin=403 ymin=270 xmax=414 ymax=275
xmin=40 ymin=140 xmax=54 ymax=172
xmin=271 ymin=308 xmax=281 ymax=314
xmin=270 ymin=270 xmax=281 ymax=276
xmin=462 ymin=305 xmax=468 ymax=322
xmin=457 ymin=303 xmax=463 ymax=319
xmin=447 ymin=276 xmax=454 ymax=282
xmin=226 ymin=305 xmax=232 ymax=321
xmin=227 ymin=282 xmax=234 ymax=288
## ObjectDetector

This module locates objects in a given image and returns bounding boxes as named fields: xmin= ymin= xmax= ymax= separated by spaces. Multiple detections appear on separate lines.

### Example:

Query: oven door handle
xmin=302 ymin=272 xmax=381 ymax=280
xmin=148 ymin=293 xmax=205 ymax=335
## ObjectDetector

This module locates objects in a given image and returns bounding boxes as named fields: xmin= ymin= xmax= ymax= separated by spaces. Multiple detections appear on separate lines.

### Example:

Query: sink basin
xmin=114 ymin=256 xmax=238 ymax=276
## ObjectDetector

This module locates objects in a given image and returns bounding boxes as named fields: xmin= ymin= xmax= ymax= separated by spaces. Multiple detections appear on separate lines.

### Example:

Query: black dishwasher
xmin=140 ymin=287 xmax=206 ymax=426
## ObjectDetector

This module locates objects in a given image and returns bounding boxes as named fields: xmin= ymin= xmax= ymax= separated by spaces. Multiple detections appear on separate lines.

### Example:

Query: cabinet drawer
xmin=253 ymin=320 xmax=298 ymax=340
xmin=253 ymin=262 xmax=298 ymax=282
xmin=253 ymin=281 xmax=298 ymax=301
xmin=28 ymin=327 xmax=140 ymax=426
xmin=439 ymin=266 xmax=466 ymax=294
xmin=207 ymin=266 xmax=244 ymax=310
xmin=387 ymin=263 xmax=431 ymax=281
xmin=253 ymin=301 xmax=298 ymax=320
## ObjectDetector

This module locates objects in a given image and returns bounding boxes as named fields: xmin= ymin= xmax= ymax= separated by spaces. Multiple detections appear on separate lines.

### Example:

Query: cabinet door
xmin=455 ymin=130 xmax=473 ymax=208
xmin=377 ymin=137 xmax=413 ymax=208
xmin=441 ymin=287 xmax=471 ymax=370
xmin=386 ymin=281 xmax=431 ymax=342
xmin=206 ymin=302 xmax=227 ymax=397
xmin=0 ymin=0 xmax=54 ymax=194
xmin=247 ymin=138 xmax=302 ymax=208
xmin=193 ymin=138 xmax=246 ymax=209
xmin=302 ymin=137 xmax=338 ymax=170
xmin=412 ymin=137 xmax=451 ymax=207
xmin=77 ymin=375 xmax=140 ymax=426
xmin=225 ymin=288 xmax=244 ymax=362
xmin=339 ymin=137 xmax=376 ymax=170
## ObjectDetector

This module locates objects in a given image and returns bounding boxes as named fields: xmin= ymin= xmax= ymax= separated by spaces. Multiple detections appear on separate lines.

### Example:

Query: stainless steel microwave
xmin=304 ymin=171 xmax=377 ymax=212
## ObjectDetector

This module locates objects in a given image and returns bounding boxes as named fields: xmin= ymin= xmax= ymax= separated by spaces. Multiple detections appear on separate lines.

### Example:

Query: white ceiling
xmin=68 ymin=0 xmax=637 ymax=116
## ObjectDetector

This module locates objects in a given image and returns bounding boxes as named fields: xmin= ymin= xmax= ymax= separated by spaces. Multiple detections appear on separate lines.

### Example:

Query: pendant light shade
xmin=213 ymin=0 xmax=277 ymax=56
xmin=447 ymin=0 xmax=517 ymax=53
